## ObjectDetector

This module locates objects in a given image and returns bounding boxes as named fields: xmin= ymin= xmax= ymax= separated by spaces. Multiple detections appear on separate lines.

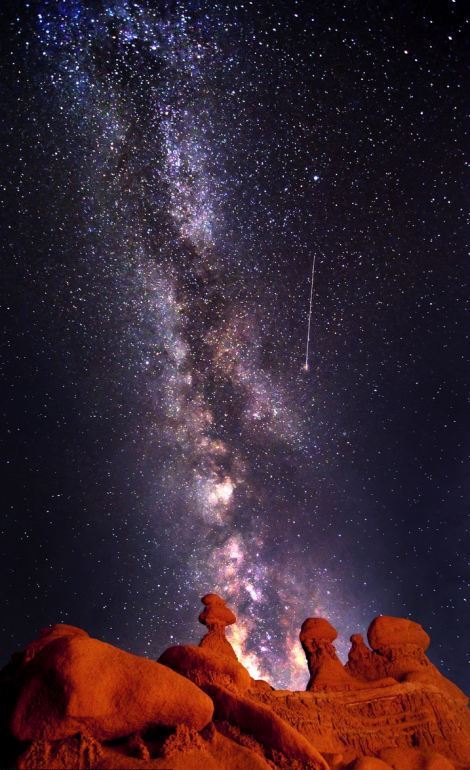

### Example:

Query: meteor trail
xmin=303 ymin=254 xmax=316 ymax=372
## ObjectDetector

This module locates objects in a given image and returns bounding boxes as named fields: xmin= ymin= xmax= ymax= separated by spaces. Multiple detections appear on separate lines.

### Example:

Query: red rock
xmin=199 ymin=593 xmax=237 ymax=628
xmin=19 ymin=624 xmax=89 ymax=666
xmin=2 ymin=597 xmax=469 ymax=770
xmin=300 ymin=617 xmax=392 ymax=692
xmin=368 ymin=616 xmax=430 ymax=651
xmin=11 ymin=633 xmax=213 ymax=741
xmin=300 ymin=616 xmax=351 ymax=691
xmin=300 ymin=617 xmax=338 ymax=643
xmin=251 ymin=681 xmax=470 ymax=768
xmin=352 ymin=759 xmax=393 ymax=770
xmin=206 ymin=683 xmax=330 ymax=769
xmin=346 ymin=634 xmax=395 ymax=682
xmin=159 ymin=595 xmax=251 ymax=693
xmin=206 ymin=730 xmax=273 ymax=770
xmin=17 ymin=733 xmax=103 ymax=770
xmin=198 ymin=594 xmax=238 ymax=660
xmin=159 ymin=644 xmax=251 ymax=692
xmin=323 ymin=753 xmax=347 ymax=769
xmin=378 ymin=747 xmax=456 ymax=770
xmin=364 ymin=616 xmax=468 ymax=703
xmin=18 ymin=728 xmax=276 ymax=770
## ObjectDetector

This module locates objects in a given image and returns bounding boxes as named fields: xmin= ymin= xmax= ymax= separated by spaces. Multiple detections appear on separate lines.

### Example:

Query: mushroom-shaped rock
xmin=366 ymin=616 xmax=467 ymax=702
xmin=11 ymin=632 xmax=213 ymax=741
xmin=159 ymin=644 xmax=251 ymax=693
xmin=199 ymin=593 xmax=238 ymax=660
xmin=368 ymin=616 xmax=430 ymax=651
xmin=300 ymin=617 xmax=338 ymax=644
xmin=159 ymin=594 xmax=252 ymax=693
xmin=199 ymin=593 xmax=237 ymax=627
xmin=300 ymin=617 xmax=371 ymax=692
xmin=209 ymin=730 xmax=274 ymax=770
xmin=206 ymin=683 xmax=330 ymax=770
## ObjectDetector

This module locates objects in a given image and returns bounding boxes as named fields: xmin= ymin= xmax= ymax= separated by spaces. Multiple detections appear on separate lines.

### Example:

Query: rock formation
xmin=158 ymin=593 xmax=252 ymax=692
xmin=346 ymin=633 xmax=389 ymax=680
xmin=300 ymin=617 xmax=394 ymax=692
xmin=345 ymin=616 xmax=468 ymax=704
xmin=0 ymin=596 xmax=468 ymax=770
xmin=198 ymin=593 xmax=238 ymax=659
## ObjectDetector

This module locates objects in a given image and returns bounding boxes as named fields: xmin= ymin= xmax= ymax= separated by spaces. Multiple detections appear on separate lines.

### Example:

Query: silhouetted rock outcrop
xmin=0 ymin=596 xmax=468 ymax=770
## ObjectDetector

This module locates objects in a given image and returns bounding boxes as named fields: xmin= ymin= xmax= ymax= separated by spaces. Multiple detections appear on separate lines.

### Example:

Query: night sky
xmin=1 ymin=0 xmax=468 ymax=690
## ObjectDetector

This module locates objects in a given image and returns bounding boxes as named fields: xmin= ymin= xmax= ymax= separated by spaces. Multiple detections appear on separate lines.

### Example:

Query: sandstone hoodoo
xmin=158 ymin=593 xmax=252 ymax=693
xmin=301 ymin=617 xmax=371 ymax=692
xmin=198 ymin=592 xmax=238 ymax=659
xmin=1 ymin=596 xmax=468 ymax=770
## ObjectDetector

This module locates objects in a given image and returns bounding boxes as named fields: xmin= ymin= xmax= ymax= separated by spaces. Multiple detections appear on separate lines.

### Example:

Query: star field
xmin=0 ymin=0 xmax=468 ymax=689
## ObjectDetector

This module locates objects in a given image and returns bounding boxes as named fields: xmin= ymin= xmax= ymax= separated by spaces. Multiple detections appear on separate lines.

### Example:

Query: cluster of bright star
xmin=34 ymin=0 xmax=343 ymax=686
xmin=25 ymin=0 xmax=467 ymax=689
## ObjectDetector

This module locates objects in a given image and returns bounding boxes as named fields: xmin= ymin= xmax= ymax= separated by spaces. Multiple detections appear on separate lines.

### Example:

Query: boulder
xmin=199 ymin=593 xmax=237 ymax=628
xmin=159 ymin=644 xmax=251 ymax=692
xmin=368 ymin=617 xmax=430 ymax=651
xmin=300 ymin=618 xmax=338 ymax=644
xmin=11 ymin=633 xmax=213 ymax=741
xmin=21 ymin=624 xmax=89 ymax=664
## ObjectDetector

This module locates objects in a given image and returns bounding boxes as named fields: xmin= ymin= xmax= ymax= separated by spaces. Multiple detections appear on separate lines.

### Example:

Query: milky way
xmin=1 ymin=1 xmax=468 ymax=689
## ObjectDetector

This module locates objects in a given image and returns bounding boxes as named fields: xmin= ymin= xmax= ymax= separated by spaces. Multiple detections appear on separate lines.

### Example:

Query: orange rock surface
xmin=158 ymin=594 xmax=252 ymax=692
xmin=300 ymin=618 xmax=396 ymax=692
xmin=10 ymin=628 xmax=213 ymax=741
xmin=346 ymin=615 xmax=468 ymax=704
xmin=198 ymin=593 xmax=238 ymax=660
xmin=1 ymin=596 xmax=468 ymax=770
xmin=158 ymin=644 xmax=252 ymax=692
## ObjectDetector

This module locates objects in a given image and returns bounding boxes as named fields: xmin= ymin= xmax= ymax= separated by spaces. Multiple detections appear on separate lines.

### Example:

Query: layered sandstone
xmin=0 ymin=597 xmax=468 ymax=770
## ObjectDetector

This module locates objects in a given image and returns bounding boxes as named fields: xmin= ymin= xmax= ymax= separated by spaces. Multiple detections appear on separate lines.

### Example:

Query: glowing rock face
xmin=2 ymin=599 xmax=469 ymax=770
xmin=10 ymin=631 xmax=213 ymax=743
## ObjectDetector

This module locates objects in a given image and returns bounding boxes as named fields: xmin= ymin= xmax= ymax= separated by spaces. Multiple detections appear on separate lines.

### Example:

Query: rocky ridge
xmin=0 ymin=595 xmax=468 ymax=770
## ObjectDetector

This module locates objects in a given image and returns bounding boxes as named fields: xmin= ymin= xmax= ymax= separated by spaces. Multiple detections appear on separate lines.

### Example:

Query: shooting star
xmin=303 ymin=254 xmax=316 ymax=372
